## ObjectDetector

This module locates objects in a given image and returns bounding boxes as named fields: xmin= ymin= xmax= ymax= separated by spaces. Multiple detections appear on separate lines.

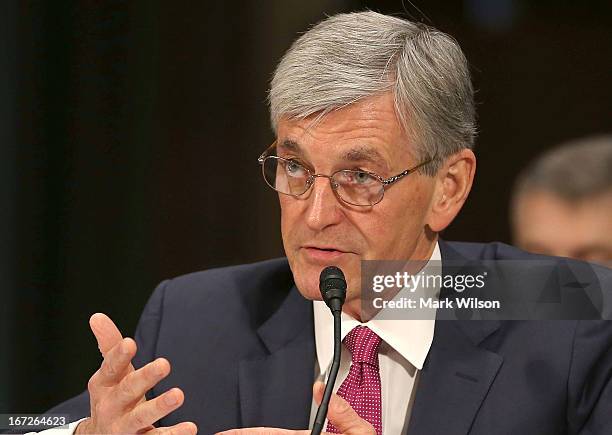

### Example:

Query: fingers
xmin=121 ymin=387 xmax=186 ymax=433
xmin=85 ymin=315 xmax=189 ymax=435
xmin=90 ymin=312 xmax=124 ymax=356
xmin=111 ymin=358 xmax=171 ymax=410
xmin=147 ymin=421 xmax=198 ymax=435
xmin=312 ymin=382 xmax=375 ymax=435
xmin=89 ymin=337 xmax=137 ymax=391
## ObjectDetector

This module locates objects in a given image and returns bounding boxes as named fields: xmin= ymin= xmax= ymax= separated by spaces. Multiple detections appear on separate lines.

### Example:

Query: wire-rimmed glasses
xmin=258 ymin=142 xmax=435 ymax=207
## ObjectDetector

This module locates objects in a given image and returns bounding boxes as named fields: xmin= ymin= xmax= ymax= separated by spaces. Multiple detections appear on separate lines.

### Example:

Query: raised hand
xmin=75 ymin=313 xmax=197 ymax=435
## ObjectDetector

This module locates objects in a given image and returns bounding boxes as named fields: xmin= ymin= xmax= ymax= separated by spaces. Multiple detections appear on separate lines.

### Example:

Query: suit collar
xmin=439 ymin=238 xmax=472 ymax=277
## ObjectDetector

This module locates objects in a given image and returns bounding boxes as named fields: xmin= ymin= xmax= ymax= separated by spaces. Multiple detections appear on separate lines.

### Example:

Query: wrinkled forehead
xmin=275 ymin=95 xmax=415 ymax=172
xmin=277 ymin=138 xmax=392 ymax=173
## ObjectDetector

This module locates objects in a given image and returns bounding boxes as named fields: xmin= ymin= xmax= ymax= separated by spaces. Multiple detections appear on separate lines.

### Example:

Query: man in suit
xmin=40 ymin=11 xmax=612 ymax=435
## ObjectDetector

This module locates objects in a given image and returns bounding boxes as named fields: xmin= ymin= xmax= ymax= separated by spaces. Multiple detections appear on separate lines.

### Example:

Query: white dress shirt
xmin=309 ymin=242 xmax=441 ymax=434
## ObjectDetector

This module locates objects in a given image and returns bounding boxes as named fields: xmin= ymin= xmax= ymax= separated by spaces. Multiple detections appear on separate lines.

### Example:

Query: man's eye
xmin=285 ymin=161 xmax=306 ymax=177
xmin=354 ymin=171 xmax=372 ymax=184
xmin=348 ymin=171 xmax=374 ymax=185
xmin=337 ymin=170 xmax=375 ymax=185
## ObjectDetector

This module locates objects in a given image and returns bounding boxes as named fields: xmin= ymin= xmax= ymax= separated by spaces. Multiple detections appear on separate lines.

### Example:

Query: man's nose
xmin=304 ymin=176 xmax=343 ymax=231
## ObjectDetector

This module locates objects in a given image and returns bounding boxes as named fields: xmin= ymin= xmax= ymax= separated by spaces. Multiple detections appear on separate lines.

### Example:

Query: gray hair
xmin=268 ymin=11 xmax=476 ymax=175
xmin=513 ymin=135 xmax=612 ymax=201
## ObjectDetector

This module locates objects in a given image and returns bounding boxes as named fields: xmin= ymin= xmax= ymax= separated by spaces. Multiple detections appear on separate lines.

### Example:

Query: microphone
xmin=311 ymin=266 xmax=347 ymax=435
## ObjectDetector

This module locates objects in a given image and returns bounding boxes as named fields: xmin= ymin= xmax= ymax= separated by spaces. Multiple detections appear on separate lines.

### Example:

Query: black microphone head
xmin=319 ymin=266 xmax=347 ymax=312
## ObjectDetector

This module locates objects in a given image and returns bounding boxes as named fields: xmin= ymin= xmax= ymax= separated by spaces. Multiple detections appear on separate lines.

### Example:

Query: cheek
xmin=355 ymin=184 xmax=426 ymax=233
xmin=360 ymin=184 xmax=431 ymax=257
xmin=279 ymin=196 xmax=296 ymax=241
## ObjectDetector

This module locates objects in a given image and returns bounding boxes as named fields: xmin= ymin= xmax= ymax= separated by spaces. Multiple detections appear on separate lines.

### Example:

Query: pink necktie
xmin=326 ymin=325 xmax=383 ymax=435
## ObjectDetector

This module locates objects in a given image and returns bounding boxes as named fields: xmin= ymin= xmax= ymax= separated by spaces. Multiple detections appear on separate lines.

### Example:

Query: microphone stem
xmin=311 ymin=310 xmax=342 ymax=435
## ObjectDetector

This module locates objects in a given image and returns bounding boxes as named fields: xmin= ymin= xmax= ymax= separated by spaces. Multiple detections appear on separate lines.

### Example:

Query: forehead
xmin=278 ymin=138 xmax=391 ymax=170
xmin=275 ymin=93 xmax=415 ymax=169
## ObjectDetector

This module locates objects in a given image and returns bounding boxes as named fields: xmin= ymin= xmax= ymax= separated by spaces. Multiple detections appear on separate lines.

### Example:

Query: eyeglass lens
xmin=262 ymin=157 xmax=384 ymax=206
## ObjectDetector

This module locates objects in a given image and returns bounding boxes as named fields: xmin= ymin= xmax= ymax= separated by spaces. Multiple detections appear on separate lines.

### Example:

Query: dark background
xmin=1 ymin=0 xmax=610 ymax=413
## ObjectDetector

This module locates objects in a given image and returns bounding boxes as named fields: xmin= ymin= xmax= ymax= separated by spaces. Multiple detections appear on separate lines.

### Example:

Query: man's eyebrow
xmin=278 ymin=139 xmax=302 ymax=153
xmin=343 ymin=146 xmax=389 ymax=170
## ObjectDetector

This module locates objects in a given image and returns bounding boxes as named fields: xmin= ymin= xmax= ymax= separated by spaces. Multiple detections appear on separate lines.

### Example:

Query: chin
xmin=290 ymin=255 xmax=362 ymax=302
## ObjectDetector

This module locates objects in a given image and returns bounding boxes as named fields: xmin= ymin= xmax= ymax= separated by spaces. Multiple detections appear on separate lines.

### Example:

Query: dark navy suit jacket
xmin=46 ymin=241 xmax=612 ymax=434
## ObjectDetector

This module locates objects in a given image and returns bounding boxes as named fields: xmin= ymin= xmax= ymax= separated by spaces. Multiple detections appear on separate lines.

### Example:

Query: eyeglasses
xmin=257 ymin=141 xmax=435 ymax=207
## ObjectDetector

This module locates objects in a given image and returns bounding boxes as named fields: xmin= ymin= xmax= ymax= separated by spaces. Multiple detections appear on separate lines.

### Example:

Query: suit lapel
xmin=238 ymin=286 xmax=315 ymax=429
xmin=407 ymin=320 xmax=503 ymax=434
xmin=406 ymin=240 xmax=504 ymax=434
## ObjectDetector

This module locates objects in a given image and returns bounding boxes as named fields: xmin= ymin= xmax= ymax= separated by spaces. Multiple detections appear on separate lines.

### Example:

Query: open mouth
xmin=302 ymin=246 xmax=348 ymax=263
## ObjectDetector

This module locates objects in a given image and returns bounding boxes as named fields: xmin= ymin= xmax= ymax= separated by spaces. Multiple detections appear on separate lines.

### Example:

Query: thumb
xmin=311 ymin=382 xmax=375 ymax=435
xmin=313 ymin=381 xmax=325 ymax=405
xmin=89 ymin=312 xmax=124 ymax=356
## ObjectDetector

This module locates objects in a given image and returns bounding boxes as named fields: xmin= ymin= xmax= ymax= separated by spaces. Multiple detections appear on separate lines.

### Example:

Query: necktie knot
xmin=344 ymin=326 xmax=382 ymax=367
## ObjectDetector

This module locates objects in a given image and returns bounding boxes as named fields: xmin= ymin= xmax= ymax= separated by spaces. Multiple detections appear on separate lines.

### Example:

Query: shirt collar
xmin=313 ymin=242 xmax=440 ymax=372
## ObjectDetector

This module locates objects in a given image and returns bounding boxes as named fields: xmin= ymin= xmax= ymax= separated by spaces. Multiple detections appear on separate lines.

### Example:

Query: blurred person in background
xmin=511 ymin=135 xmax=612 ymax=266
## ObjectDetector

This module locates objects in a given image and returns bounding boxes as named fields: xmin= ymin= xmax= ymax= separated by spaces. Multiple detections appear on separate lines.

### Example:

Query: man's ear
xmin=426 ymin=148 xmax=476 ymax=233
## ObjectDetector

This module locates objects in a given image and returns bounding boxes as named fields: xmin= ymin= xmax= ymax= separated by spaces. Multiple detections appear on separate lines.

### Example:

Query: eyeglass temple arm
xmin=381 ymin=154 xmax=438 ymax=186
xmin=258 ymin=141 xmax=278 ymax=163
